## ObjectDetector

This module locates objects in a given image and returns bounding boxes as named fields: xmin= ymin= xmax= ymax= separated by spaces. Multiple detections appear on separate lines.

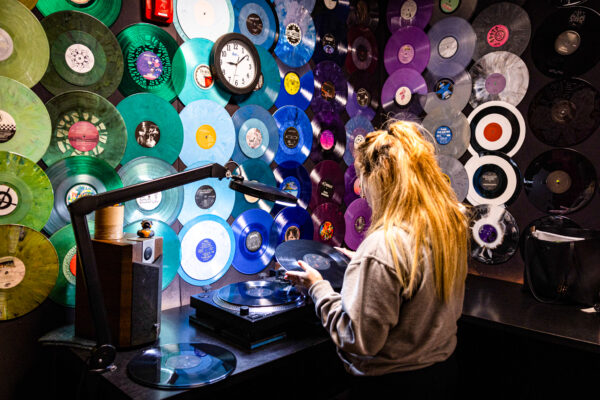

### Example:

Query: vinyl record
xmin=384 ymin=26 xmax=430 ymax=74
xmin=381 ymin=68 xmax=428 ymax=116
xmin=310 ymin=110 xmax=346 ymax=163
xmin=179 ymin=99 xmax=236 ymax=166
xmin=311 ymin=61 xmax=348 ymax=114
xmin=118 ymin=157 xmax=184 ymax=226
xmin=0 ymin=77 xmax=51 ymax=163
xmin=274 ymin=0 xmax=316 ymax=67
xmin=274 ymin=57 xmax=314 ymax=110
xmin=430 ymin=0 xmax=477 ymax=24
xmin=344 ymin=115 xmax=374 ymax=166
xmin=0 ymin=151 xmax=53 ymax=231
xmin=231 ymin=105 xmax=279 ymax=164
xmin=347 ymin=0 xmax=380 ymax=30
xmin=217 ymin=279 xmax=303 ymax=306
xmin=470 ymin=204 xmax=519 ymax=265
xmin=232 ymin=159 xmax=277 ymax=218
xmin=234 ymin=0 xmax=278 ymax=50
xmin=312 ymin=0 xmax=350 ymax=18
xmin=422 ymin=108 xmax=470 ymax=159
xmin=172 ymin=38 xmax=231 ymax=106
xmin=464 ymin=151 xmax=521 ymax=207
xmin=273 ymin=105 xmax=313 ymax=164
xmin=310 ymin=160 xmax=344 ymax=209
xmin=528 ymin=78 xmax=600 ymax=147
xmin=174 ymin=0 xmax=234 ymax=42
xmin=313 ymin=13 xmax=348 ymax=66
xmin=19 ymin=0 xmax=38 ymax=9
xmin=117 ymin=23 xmax=179 ymax=102
xmin=0 ymin=224 xmax=58 ymax=320
xmin=178 ymin=214 xmax=234 ymax=286
xmin=523 ymin=149 xmax=596 ymax=215
xmin=343 ymin=164 xmax=361 ymax=206
xmin=427 ymin=17 xmax=476 ymax=77
xmin=471 ymin=2 xmax=531 ymax=59
xmin=36 ymin=0 xmax=122 ymax=27
xmin=127 ymin=343 xmax=236 ymax=389
xmin=270 ymin=206 xmax=313 ymax=245
xmin=344 ymin=198 xmax=371 ymax=250
xmin=467 ymin=100 xmax=526 ymax=158
xmin=311 ymin=202 xmax=345 ymax=247
xmin=117 ymin=93 xmax=183 ymax=165
xmin=232 ymin=46 xmax=281 ymax=109
xmin=531 ymin=7 xmax=600 ymax=77
xmin=387 ymin=0 xmax=433 ymax=31
xmin=231 ymin=209 xmax=276 ymax=274
xmin=519 ymin=215 xmax=580 ymax=263
xmin=345 ymin=26 xmax=379 ymax=74
xmin=436 ymin=154 xmax=468 ymax=202
xmin=40 ymin=11 xmax=123 ymax=98
xmin=179 ymin=160 xmax=235 ymax=224
xmin=272 ymin=161 xmax=311 ymax=209
xmin=418 ymin=68 xmax=471 ymax=114
xmin=0 ymin=0 xmax=49 ymax=88
xmin=274 ymin=0 xmax=316 ymax=13
xmin=390 ymin=111 xmax=422 ymax=124
xmin=346 ymin=71 xmax=380 ymax=120
xmin=44 ymin=156 xmax=123 ymax=235
xmin=43 ymin=90 xmax=127 ymax=168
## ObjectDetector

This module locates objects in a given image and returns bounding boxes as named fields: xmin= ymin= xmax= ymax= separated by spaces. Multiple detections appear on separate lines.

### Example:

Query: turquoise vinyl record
xmin=231 ymin=105 xmax=278 ymax=164
xmin=231 ymin=45 xmax=280 ymax=109
xmin=232 ymin=159 xmax=276 ymax=218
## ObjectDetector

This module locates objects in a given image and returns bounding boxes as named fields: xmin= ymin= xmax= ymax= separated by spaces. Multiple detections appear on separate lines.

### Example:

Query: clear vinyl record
xmin=436 ymin=154 xmax=469 ymax=202
xmin=422 ymin=108 xmax=470 ymax=159
xmin=470 ymin=204 xmax=519 ymax=265
xmin=419 ymin=68 xmax=472 ymax=114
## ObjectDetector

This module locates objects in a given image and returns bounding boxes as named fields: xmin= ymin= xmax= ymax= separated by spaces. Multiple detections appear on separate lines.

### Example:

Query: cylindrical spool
xmin=94 ymin=205 xmax=124 ymax=240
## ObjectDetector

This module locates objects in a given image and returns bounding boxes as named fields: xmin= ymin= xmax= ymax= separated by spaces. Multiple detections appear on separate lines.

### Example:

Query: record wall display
xmin=345 ymin=26 xmax=378 ymax=74
xmin=117 ymin=93 xmax=184 ymax=165
xmin=274 ymin=0 xmax=316 ymax=68
xmin=0 ymin=77 xmax=51 ymax=163
xmin=346 ymin=71 xmax=380 ymax=121
xmin=232 ymin=159 xmax=277 ymax=218
xmin=343 ymin=164 xmax=361 ymax=206
xmin=311 ymin=202 xmax=345 ymax=247
xmin=344 ymin=115 xmax=374 ymax=166
xmin=523 ymin=149 xmax=596 ymax=215
xmin=313 ymin=0 xmax=350 ymax=17
xmin=344 ymin=198 xmax=371 ymax=250
xmin=231 ymin=105 xmax=279 ymax=164
xmin=528 ymin=78 xmax=600 ymax=147
xmin=0 ymin=224 xmax=59 ymax=320
xmin=436 ymin=154 xmax=469 ymax=202
xmin=232 ymin=46 xmax=281 ymax=109
xmin=426 ymin=17 xmax=476 ymax=77
xmin=310 ymin=160 xmax=344 ymax=209
xmin=272 ymin=161 xmax=311 ymax=209
xmin=40 ymin=11 xmax=123 ymax=98
xmin=469 ymin=51 xmax=529 ymax=108
xmin=43 ymin=90 xmax=127 ymax=168
xmin=275 ymin=58 xmax=313 ymax=110
xmin=0 ymin=151 xmax=53 ymax=231
xmin=464 ymin=151 xmax=521 ymax=207
xmin=233 ymin=0 xmax=278 ymax=51
xmin=531 ymin=7 xmax=600 ymax=77
xmin=231 ymin=208 xmax=276 ymax=274
xmin=381 ymin=68 xmax=427 ymax=116
xmin=418 ymin=69 xmax=471 ymax=114
xmin=384 ymin=26 xmax=430 ymax=74
xmin=312 ymin=13 xmax=348 ymax=66
xmin=430 ymin=0 xmax=477 ymax=24
xmin=422 ymin=108 xmax=470 ymax=159
xmin=117 ymin=23 xmax=179 ymax=102
xmin=386 ymin=0 xmax=433 ymax=31
xmin=270 ymin=206 xmax=313 ymax=244
xmin=273 ymin=105 xmax=313 ymax=164
xmin=347 ymin=0 xmax=379 ymax=30
xmin=37 ymin=0 xmax=122 ymax=27
xmin=310 ymin=110 xmax=346 ymax=163
xmin=470 ymin=204 xmax=519 ymax=265
xmin=311 ymin=60 xmax=348 ymax=114
xmin=0 ymin=0 xmax=49 ymax=88
xmin=274 ymin=0 xmax=316 ymax=13
xmin=174 ymin=0 xmax=234 ymax=42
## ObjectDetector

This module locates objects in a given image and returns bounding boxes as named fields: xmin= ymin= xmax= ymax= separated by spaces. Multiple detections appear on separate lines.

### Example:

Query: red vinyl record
xmin=312 ymin=202 xmax=345 ymax=247
xmin=309 ymin=160 xmax=345 ymax=209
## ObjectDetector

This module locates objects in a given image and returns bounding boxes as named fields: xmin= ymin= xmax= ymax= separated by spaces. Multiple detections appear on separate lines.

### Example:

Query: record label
xmin=310 ymin=110 xmax=346 ymax=163
xmin=311 ymin=61 xmax=348 ymax=114
xmin=232 ymin=208 xmax=276 ymax=274
xmin=470 ymin=204 xmax=519 ymax=265
xmin=422 ymin=108 xmax=469 ymax=159
xmin=284 ymin=73 xmax=300 ymax=95
xmin=234 ymin=0 xmax=278 ymax=50
xmin=346 ymin=71 xmax=380 ymax=120
xmin=272 ymin=161 xmax=311 ymax=210
xmin=387 ymin=0 xmax=433 ymax=31
xmin=311 ymin=202 xmax=345 ymax=247
xmin=384 ymin=26 xmax=430 ymax=74
xmin=346 ymin=27 xmax=379 ymax=73
xmin=381 ymin=68 xmax=427 ymax=116
xmin=270 ymin=206 xmax=313 ymax=244
xmin=310 ymin=160 xmax=344 ymax=209
xmin=344 ymin=198 xmax=371 ymax=250
xmin=232 ymin=105 xmax=278 ymax=165
xmin=465 ymin=152 xmax=521 ymax=207
xmin=275 ymin=58 xmax=314 ymax=110
xmin=419 ymin=69 xmax=471 ymax=114
xmin=431 ymin=0 xmax=477 ymax=24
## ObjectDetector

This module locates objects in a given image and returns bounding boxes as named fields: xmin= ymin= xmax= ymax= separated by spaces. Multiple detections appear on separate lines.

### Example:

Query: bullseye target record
xmin=465 ymin=151 xmax=521 ymax=207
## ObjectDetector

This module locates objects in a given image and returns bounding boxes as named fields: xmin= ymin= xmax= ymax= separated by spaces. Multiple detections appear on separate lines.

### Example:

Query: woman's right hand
xmin=334 ymin=246 xmax=355 ymax=259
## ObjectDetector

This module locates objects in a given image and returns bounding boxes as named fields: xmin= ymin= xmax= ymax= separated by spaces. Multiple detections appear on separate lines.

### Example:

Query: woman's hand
xmin=284 ymin=260 xmax=323 ymax=289
xmin=334 ymin=246 xmax=356 ymax=259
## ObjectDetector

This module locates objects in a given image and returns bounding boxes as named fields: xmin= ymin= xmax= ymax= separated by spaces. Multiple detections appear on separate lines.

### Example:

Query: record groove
xmin=465 ymin=151 xmax=521 ymax=207
xmin=418 ymin=68 xmax=472 ymax=114
xmin=231 ymin=208 xmax=276 ymax=274
xmin=384 ymin=26 xmax=430 ymax=74
xmin=233 ymin=0 xmax=278 ymax=51
xmin=387 ymin=0 xmax=433 ymax=31
xmin=37 ymin=0 xmax=122 ymax=27
xmin=273 ymin=105 xmax=313 ymax=165
xmin=427 ymin=16 xmax=476 ymax=77
xmin=344 ymin=115 xmax=374 ymax=166
xmin=311 ymin=60 xmax=348 ymax=114
xmin=345 ymin=26 xmax=379 ymax=74
xmin=274 ymin=57 xmax=314 ymax=110
xmin=270 ymin=206 xmax=313 ymax=245
xmin=422 ymin=108 xmax=470 ymax=159
xmin=310 ymin=160 xmax=344 ymax=209
xmin=381 ymin=68 xmax=427 ymax=117
xmin=344 ymin=198 xmax=371 ymax=250
xmin=310 ymin=110 xmax=346 ymax=163
xmin=274 ymin=0 xmax=316 ymax=67
xmin=311 ymin=202 xmax=345 ymax=247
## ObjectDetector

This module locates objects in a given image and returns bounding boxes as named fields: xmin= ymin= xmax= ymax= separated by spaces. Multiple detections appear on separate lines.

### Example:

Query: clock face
xmin=218 ymin=39 xmax=258 ymax=90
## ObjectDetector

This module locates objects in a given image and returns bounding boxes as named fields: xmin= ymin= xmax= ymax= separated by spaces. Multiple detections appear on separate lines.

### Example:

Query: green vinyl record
xmin=43 ymin=90 xmax=127 ymax=168
xmin=232 ymin=46 xmax=281 ymax=109
xmin=0 ymin=151 xmax=53 ymax=230
xmin=40 ymin=10 xmax=124 ymax=98
xmin=117 ymin=23 xmax=179 ymax=102
xmin=36 ymin=0 xmax=122 ymax=27
xmin=0 ymin=77 xmax=52 ymax=162
xmin=116 ymin=93 xmax=183 ymax=165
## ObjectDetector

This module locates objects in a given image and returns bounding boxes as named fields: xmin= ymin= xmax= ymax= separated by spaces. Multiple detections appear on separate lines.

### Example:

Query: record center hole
xmin=0 ymin=256 xmax=26 ymax=289
xmin=483 ymin=123 xmax=503 ymax=142
xmin=551 ymin=100 xmax=576 ymax=124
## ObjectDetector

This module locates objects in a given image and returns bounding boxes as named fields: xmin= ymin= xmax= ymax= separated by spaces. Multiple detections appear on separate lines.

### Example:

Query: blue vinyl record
xmin=232 ymin=46 xmax=280 ymax=109
xmin=274 ymin=0 xmax=316 ymax=68
xmin=231 ymin=209 xmax=276 ymax=274
xmin=232 ymin=159 xmax=277 ymax=218
xmin=179 ymin=99 xmax=236 ymax=166
xmin=273 ymin=105 xmax=313 ymax=164
xmin=270 ymin=206 xmax=313 ymax=245
xmin=178 ymin=214 xmax=234 ymax=286
xmin=179 ymin=161 xmax=236 ymax=224
xmin=271 ymin=161 xmax=311 ymax=215
xmin=274 ymin=0 xmax=315 ymax=13
xmin=274 ymin=58 xmax=314 ymax=110
xmin=344 ymin=115 xmax=374 ymax=166
xmin=172 ymin=38 xmax=231 ymax=106
xmin=234 ymin=0 xmax=279 ymax=50
xmin=231 ymin=105 xmax=279 ymax=164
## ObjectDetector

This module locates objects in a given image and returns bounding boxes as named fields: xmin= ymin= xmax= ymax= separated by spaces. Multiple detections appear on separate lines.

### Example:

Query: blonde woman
xmin=285 ymin=121 xmax=469 ymax=398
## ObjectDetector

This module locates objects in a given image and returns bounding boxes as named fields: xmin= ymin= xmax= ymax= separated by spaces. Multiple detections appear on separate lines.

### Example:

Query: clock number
xmin=222 ymin=50 xmax=226 ymax=57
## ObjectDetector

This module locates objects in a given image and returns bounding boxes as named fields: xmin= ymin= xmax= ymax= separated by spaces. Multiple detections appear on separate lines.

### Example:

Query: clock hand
xmin=236 ymin=54 xmax=249 ymax=65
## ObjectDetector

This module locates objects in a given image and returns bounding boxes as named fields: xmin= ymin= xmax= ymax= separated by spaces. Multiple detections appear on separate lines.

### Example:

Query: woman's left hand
xmin=284 ymin=260 xmax=323 ymax=289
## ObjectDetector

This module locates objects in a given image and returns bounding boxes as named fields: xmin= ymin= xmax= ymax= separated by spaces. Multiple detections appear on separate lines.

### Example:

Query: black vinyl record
xmin=347 ymin=0 xmax=379 ymax=30
xmin=310 ymin=110 xmax=346 ymax=163
xmin=430 ymin=0 xmax=478 ymax=25
xmin=310 ymin=160 xmax=345 ymax=209
xmin=346 ymin=70 xmax=380 ymax=120
xmin=313 ymin=13 xmax=348 ymax=66
xmin=217 ymin=280 xmax=304 ymax=306
xmin=524 ymin=149 xmax=597 ymax=215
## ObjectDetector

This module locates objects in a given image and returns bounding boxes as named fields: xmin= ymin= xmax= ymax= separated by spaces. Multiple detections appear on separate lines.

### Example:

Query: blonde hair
xmin=354 ymin=120 xmax=469 ymax=302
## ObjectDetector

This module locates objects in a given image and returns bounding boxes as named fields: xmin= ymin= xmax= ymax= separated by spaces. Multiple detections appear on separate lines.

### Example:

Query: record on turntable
xmin=422 ymin=108 xmax=470 ymax=159
xmin=381 ymin=68 xmax=428 ymax=117
xmin=275 ymin=58 xmax=314 ymax=110
xmin=273 ymin=105 xmax=313 ymax=165
xmin=232 ymin=159 xmax=277 ymax=218
xmin=0 ymin=0 xmax=49 ymax=88
xmin=343 ymin=164 xmax=361 ymax=206
xmin=427 ymin=17 xmax=476 ymax=77
xmin=216 ymin=279 xmax=305 ymax=311
xmin=270 ymin=206 xmax=313 ymax=245
xmin=312 ymin=202 xmax=345 ymax=247
xmin=310 ymin=160 xmax=344 ymax=209
xmin=231 ymin=105 xmax=279 ymax=165
xmin=345 ymin=26 xmax=379 ymax=74
xmin=384 ymin=26 xmax=430 ymax=74
xmin=43 ymin=90 xmax=127 ymax=168
xmin=273 ymin=0 xmax=316 ymax=68
xmin=386 ymin=0 xmax=433 ymax=31
xmin=346 ymin=71 xmax=380 ymax=121
xmin=233 ymin=0 xmax=278 ymax=51
xmin=430 ymin=0 xmax=478 ymax=25
xmin=436 ymin=154 xmax=469 ymax=202
xmin=37 ymin=0 xmax=122 ymax=27
xmin=0 ymin=224 xmax=59 ymax=320
xmin=465 ymin=151 xmax=521 ymax=207
xmin=313 ymin=13 xmax=348 ymax=66
xmin=174 ymin=0 xmax=234 ymax=41
xmin=344 ymin=115 xmax=374 ymax=166
xmin=232 ymin=46 xmax=281 ymax=109
xmin=347 ymin=0 xmax=379 ymax=30
xmin=231 ymin=209 xmax=276 ymax=274
xmin=471 ymin=2 xmax=531 ymax=59
xmin=418 ymin=68 xmax=471 ymax=114
xmin=272 ymin=161 xmax=311 ymax=210
xmin=344 ymin=198 xmax=371 ymax=251
xmin=470 ymin=204 xmax=519 ymax=265
xmin=528 ymin=78 xmax=600 ymax=147
xmin=523 ymin=148 xmax=596 ymax=215
xmin=310 ymin=110 xmax=346 ymax=164
xmin=311 ymin=61 xmax=348 ymax=114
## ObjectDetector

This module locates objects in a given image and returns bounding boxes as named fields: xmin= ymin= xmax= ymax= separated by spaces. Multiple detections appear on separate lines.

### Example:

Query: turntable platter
xmin=217 ymin=280 xmax=303 ymax=307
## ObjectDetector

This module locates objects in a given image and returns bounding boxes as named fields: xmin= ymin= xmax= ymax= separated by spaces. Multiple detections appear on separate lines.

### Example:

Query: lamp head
xmin=228 ymin=175 xmax=297 ymax=207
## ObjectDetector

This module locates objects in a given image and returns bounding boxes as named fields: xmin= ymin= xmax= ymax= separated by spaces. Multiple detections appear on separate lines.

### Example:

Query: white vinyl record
xmin=470 ymin=204 xmax=519 ymax=265
xmin=464 ymin=152 xmax=521 ymax=206
xmin=174 ymin=0 xmax=235 ymax=42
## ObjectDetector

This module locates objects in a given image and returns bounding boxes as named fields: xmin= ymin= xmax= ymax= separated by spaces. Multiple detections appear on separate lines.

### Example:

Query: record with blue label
xmin=387 ymin=0 xmax=433 ymax=31
xmin=232 ymin=46 xmax=280 ymax=109
xmin=418 ymin=68 xmax=472 ymax=115
xmin=312 ymin=13 xmax=348 ymax=66
xmin=272 ymin=161 xmax=311 ymax=209
xmin=232 ymin=159 xmax=277 ymax=218
xmin=124 ymin=220 xmax=181 ymax=291
xmin=310 ymin=110 xmax=346 ymax=163
xmin=274 ymin=0 xmax=316 ymax=67
xmin=270 ymin=206 xmax=313 ymax=245
xmin=310 ymin=160 xmax=344 ymax=209
xmin=344 ymin=115 xmax=374 ymax=166
xmin=231 ymin=208 xmax=276 ymax=274
xmin=311 ymin=201 xmax=345 ymax=247
xmin=344 ymin=197 xmax=371 ymax=251
xmin=384 ymin=26 xmax=430 ymax=74
xmin=274 ymin=0 xmax=315 ymax=13
xmin=345 ymin=26 xmax=378 ymax=74
xmin=311 ymin=60 xmax=348 ymax=114
xmin=174 ymin=0 xmax=235 ymax=42
xmin=343 ymin=164 xmax=361 ymax=206
xmin=179 ymin=161 xmax=235 ymax=224
xmin=231 ymin=105 xmax=279 ymax=164
xmin=273 ymin=105 xmax=312 ymax=164
xmin=172 ymin=38 xmax=231 ymax=106
xmin=422 ymin=108 xmax=470 ymax=159
xmin=234 ymin=0 xmax=278 ymax=51
xmin=381 ymin=68 xmax=427 ymax=116
xmin=274 ymin=58 xmax=313 ymax=110
xmin=179 ymin=99 xmax=236 ymax=166
xmin=464 ymin=151 xmax=521 ymax=207
xmin=347 ymin=71 xmax=380 ymax=121
xmin=178 ymin=214 xmax=234 ymax=286
xmin=427 ymin=17 xmax=476 ymax=77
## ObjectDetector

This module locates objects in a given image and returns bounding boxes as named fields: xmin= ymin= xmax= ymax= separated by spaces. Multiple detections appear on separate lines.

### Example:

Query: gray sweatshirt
xmin=308 ymin=227 xmax=465 ymax=376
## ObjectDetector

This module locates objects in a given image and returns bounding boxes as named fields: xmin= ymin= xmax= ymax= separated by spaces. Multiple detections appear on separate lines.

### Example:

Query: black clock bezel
xmin=210 ymin=32 xmax=262 ymax=95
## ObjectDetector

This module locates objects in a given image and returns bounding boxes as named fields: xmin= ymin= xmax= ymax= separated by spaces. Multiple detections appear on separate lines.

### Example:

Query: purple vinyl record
xmin=345 ymin=26 xmax=379 ymax=74
xmin=310 ymin=110 xmax=346 ymax=163
xmin=427 ymin=17 xmax=476 ymax=77
xmin=344 ymin=115 xmax=374 ymax=166
xmin=381 ymin=68 xmax=428 ymax=116
xmin=344 ymin=198 xmax=372 ymax=250
xmin=384 ymin=26 xmax=430 ymax=74
xmin=310 ymin=160 xmax=345 ymax=209
xmin=311 ymin=60 xmax=348 ymax=114
xmin=312 ymin=202 xmax=345 ymax=247
xmin=344 ymin=164 xmax=362 ymax=205
xmin=387 ymin=0 xmax=434 ymax=31
xmin=346 ymin=71 xmax=380 ymax=120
